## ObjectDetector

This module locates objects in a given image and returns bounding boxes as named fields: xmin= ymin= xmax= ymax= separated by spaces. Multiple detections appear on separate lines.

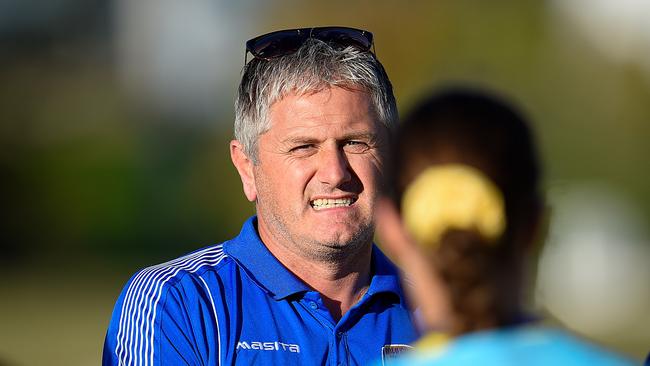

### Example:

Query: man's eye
xmin=343 ymin=141 xmax=370 ymax=153
xmin=290 ymin=144 xmax=315 ymax=154
xmin=292 ymin=144 xmax=312 ymax=150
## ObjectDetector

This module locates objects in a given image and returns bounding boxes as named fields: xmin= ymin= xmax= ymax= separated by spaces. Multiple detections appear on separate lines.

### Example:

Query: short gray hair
xmin=234 ymin=38 xmax=397 ymax=163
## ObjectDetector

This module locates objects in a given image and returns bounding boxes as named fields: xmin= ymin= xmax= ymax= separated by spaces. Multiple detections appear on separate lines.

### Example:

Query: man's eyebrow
xmin=340 ymin=132 xmax=378 ymax=141
xmin=279 ymin=130 xmax=383 ymax=148
xmin=281 ymin=131 xmax=378 ymax=143
xmin=281 ymin=136 xmax=321 ymax=145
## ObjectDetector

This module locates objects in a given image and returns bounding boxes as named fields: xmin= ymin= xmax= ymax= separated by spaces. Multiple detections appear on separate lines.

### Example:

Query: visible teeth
xmin=311 ymin=198 xmax=354 ymax=210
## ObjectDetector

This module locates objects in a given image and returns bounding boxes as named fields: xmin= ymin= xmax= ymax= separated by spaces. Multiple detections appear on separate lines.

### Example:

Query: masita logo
xmin=236 ymin=340 xmax=301 ymax=353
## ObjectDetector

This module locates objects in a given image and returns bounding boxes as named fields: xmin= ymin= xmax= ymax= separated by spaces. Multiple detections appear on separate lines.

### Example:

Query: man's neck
xmin=296 ymin=257 xmax=372 ymax=322
xmin=259 ymin=225 xmax=373 ymax=322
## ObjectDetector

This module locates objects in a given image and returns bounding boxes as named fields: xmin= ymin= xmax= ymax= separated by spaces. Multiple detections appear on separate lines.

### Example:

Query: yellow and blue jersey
xmin=103 ymin=216 xmax=419 ymax=365
xmin=386 ymin=326 xmax=636 ymax=366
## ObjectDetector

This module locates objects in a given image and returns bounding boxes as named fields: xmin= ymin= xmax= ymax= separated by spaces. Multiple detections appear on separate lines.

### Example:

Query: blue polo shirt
xmin=103 ymin=216 xmax=418 ymax=365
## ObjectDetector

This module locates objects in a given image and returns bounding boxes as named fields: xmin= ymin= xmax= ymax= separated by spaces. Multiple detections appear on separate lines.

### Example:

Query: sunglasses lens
xmin=247 ymin=30 xmax=305 ymax=59
xmin=313 ymin=27 xmax=373 ymax=51
xmin=246 ymin=27 xmax=374 ymax=61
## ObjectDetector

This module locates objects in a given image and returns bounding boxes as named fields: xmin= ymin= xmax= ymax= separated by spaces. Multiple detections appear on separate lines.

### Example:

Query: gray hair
xmin=234 ymin=38 xmax=397 ymax=163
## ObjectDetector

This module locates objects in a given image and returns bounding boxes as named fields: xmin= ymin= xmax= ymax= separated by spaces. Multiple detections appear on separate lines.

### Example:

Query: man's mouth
xmin=310 ymin=197 xmax=357 ymax=211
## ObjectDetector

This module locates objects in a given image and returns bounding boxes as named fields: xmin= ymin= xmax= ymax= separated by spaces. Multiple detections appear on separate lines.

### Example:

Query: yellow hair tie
xmin=401 ymin=164 xmax=506 ymax=248
xmin=415 ymin=332 xmax=450 ymax=352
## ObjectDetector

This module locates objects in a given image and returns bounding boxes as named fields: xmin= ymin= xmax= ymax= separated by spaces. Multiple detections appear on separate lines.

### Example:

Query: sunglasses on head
xmin=245 ymin=26 xmax=374 ymax=62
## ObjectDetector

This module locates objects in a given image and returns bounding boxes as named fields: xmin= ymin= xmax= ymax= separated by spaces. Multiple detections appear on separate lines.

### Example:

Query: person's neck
xmin=259 ymin=226 xmax=373 ymax=323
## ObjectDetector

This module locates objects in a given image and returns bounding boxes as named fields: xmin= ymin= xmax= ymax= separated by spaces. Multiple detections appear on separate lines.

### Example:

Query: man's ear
xmin=230 ymin=140 xmax=257 ymax=202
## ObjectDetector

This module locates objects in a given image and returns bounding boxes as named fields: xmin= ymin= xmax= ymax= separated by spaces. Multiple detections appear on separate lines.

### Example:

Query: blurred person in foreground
xmin=375 ymin=88 xmax=636 ymax=365
xmin=103 ymin=27 xmax=418 ymax=365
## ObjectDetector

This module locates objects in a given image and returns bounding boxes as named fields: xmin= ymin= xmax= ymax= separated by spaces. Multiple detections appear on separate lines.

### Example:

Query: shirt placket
xmin=301 ymin=291 xmax=356 ymax=366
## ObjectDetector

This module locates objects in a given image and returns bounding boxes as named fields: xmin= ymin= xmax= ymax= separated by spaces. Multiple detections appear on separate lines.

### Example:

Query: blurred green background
xmin=1 ymin=1 xmax=649 ymax=364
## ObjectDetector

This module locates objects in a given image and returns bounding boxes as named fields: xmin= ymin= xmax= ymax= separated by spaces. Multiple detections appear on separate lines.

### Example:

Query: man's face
xmin=253 ymin=86 xmax=388 ymax=261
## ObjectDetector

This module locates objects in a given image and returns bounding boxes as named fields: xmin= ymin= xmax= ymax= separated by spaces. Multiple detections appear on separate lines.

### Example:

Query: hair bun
xmin=401 ymin=164 xmax=506 ymax=248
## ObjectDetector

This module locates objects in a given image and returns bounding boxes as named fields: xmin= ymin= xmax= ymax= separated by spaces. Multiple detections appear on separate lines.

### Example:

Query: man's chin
xmin=316 ymin=225 xmax=374 ymax=250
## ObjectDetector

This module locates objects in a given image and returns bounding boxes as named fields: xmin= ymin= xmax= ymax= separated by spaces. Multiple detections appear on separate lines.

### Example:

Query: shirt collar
xmin=224 ymin=216 xmax=310 ymax=299
xmin=366 ymin=242 xmax=406 ymax=305
xmin=224 ymin=216 xmax=405 ymax=303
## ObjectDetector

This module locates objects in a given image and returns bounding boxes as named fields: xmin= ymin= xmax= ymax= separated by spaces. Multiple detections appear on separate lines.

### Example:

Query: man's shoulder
xmin=115 ymin=217 xmax=266 ymax=313
xmin=134 ymin=216 xmax=259 ymax=287
xmin=112 ymin=242 xmax=236 ymax=314
xmin=126 ymin=242 xmax=235 ymax=292
xmin=105 ymin=241 xmax=240 ymax=365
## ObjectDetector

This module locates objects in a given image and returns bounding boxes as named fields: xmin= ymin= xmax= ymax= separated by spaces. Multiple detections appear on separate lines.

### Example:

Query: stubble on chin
xmin=315 ymin=221 xmax=375 ymax=263
xmin=263 ymin=206 xmax=375 ymax=264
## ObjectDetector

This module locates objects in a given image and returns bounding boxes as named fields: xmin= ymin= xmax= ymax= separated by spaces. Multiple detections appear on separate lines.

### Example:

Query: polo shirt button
xmin=309 ymin=301 xmax=318 ymax=310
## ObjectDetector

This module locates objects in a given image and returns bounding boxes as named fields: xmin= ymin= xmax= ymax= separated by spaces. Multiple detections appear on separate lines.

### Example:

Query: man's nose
xmin=316 ymin=146 xmax=352 ymax=187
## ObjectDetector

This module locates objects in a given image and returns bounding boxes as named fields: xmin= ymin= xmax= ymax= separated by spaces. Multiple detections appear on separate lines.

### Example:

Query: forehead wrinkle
xmin=272 ymin=87 xmax=373 ymax=119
